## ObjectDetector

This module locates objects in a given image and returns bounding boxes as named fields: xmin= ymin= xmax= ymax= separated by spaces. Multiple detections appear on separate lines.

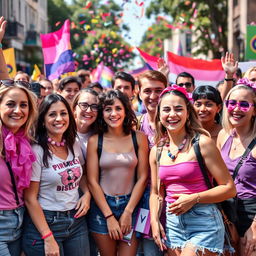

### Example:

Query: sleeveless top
xmin=159 ymin=161 xmax=209 ymax=203
xmin=221 ymin=136 xmax=256 ymax=199
xmin=99 ymin=149 xmax=138 ymax=195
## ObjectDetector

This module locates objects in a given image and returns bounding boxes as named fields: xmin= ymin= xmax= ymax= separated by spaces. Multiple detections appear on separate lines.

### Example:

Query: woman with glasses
xmin=192 ymin=86 xmax=222 ymax=142
xmin=87 ymin=90 xmax=148 ymax=256
xmin=150 ymin=85 xmax=235 ymax=255
xmin=217 ymin=78 xmax=256 ymax=256
xmin=72 ymin=88 xmax=100 ymax=256
xmin=22 ymin=94 xmax=90 ymax=256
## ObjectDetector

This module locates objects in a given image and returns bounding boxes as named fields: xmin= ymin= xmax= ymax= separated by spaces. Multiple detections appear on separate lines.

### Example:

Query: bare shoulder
xmin=135 ymin=130 xmax=148 ymax=143
xmin=198 ymin=134 xmax=217 ymax=154
xmin=88 ymin=134 xmax=98 ymax=147
xmin=217 ymin=129 xmax=230 ymax=149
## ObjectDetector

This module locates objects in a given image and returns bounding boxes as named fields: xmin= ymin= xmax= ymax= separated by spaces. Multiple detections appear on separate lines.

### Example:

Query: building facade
xmin=0 ymin=0 xmax=48 ymax=73
xmin=228 ymin=0 xmax=256 ymax=61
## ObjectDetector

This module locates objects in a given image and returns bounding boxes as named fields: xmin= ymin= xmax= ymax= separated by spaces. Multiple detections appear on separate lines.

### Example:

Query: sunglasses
xmin=0 ymin=79 xmax=31 ymax=89
xmin=77 ymin=102 xmax=98 ymax=112
xmin=177 ymin=82 xmax=193 ymax=89
xmin=225 ymin=100 xmax=255 ymax=112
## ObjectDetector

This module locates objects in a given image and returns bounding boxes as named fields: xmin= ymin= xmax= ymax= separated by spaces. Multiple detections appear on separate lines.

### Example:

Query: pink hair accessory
xmin=237 ymin=78 xmax=256 ymax=90
xmin=159 ymin=84 xmax=193 ymax=101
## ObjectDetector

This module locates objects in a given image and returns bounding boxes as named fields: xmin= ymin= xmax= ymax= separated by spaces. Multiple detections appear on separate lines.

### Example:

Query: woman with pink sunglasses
xmin=217 ymin=78 xmax=256 ymax=256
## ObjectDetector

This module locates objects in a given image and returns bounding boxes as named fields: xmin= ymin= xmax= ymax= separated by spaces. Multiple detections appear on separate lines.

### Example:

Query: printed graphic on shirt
xmin=57 ymin=167 xmax=81 ymax=191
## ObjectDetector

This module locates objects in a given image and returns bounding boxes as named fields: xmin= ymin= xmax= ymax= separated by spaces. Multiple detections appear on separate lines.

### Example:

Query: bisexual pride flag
xmin=167 ymin=51 xmax=225 ymax=87
xmin=40 ymin=20 xmax=75 ymax=80
xmin=137 ymin=47 xmax=159 ymax=70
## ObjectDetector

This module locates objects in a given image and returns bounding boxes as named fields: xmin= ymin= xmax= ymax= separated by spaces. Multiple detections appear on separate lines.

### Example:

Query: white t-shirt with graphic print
xmin=31 ymin=141 xmax=84 ymax=211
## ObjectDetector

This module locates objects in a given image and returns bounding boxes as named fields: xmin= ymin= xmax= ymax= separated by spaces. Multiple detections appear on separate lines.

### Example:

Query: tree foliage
xmin=146 ymin=0 xmax=227 ymax=58
xmin=140 ymin=19 xmax=172 ymax=57
xmin=48 ymin=0 xmax=134 ymax=71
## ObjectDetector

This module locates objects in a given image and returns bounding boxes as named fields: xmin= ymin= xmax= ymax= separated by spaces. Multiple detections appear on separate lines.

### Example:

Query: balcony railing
xmin=5 ymin=21 xmax=25 ymax=40
xmin=25 ymin=30 xmax=40 ymax=46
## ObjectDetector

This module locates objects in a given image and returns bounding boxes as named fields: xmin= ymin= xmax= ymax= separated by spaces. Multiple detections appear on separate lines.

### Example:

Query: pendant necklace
xmin=166 ymin=136 xmax=188 ymax=161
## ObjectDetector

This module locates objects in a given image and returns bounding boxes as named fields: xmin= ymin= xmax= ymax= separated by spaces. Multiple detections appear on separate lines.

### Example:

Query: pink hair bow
xmin=237 ymin=78 xmax=256 ymax=90
xmin=159 ymin=84 xmax=193 ymax=101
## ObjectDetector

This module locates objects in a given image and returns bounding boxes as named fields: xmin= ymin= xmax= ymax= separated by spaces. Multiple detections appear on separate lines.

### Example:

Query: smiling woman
xmin=22 ymin=94 xmax=91 ymax=256
xmin=0 ymin=83 xmax=38 ymax=255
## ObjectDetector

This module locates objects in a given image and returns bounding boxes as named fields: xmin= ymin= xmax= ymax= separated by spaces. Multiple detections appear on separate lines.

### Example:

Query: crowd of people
xmin=1 ymin=15 xmax=256 ymax=256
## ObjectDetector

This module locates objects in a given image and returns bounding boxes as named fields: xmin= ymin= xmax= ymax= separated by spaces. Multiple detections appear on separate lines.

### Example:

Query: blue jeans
xmin=0 ymin=206 xmax=24 ymax=256
xmin=22 ymin=209 xmax=90 ymax=256
xmin=166 ymin=203 xmax=224 ymax=254
xmin=88 ymin=194 xmax=137 ymax=235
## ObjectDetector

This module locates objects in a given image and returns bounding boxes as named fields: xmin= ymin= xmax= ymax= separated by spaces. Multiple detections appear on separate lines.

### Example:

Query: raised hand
xmin=221 ymin=52 xmax=238 ymax=76
xmin=0 ymin=16 xmax=7 ymax=43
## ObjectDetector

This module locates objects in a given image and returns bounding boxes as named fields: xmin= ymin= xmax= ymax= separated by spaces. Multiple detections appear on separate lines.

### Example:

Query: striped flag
xmin=129 ymin=65 xmax=148 ymax=78
xmin=167 ymin=51 xmax=225 ymax=87
xmin=99 ymin=65 xmax=114 ymax=88
xmin=136 ymin=48 xmax=159 ymax=70
xmin=40 ymin=20 xmax=75 ymax=80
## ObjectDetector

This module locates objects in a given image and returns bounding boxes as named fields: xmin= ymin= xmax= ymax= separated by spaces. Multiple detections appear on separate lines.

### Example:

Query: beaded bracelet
xmin=41 ymin=231 xmax=53 ymax=239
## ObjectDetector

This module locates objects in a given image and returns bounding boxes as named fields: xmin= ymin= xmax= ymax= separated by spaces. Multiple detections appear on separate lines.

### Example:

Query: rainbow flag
xmin=40 ymin=20 xmax=75 ymax=80
xmin=137 ymin=47 xmax=159 ymax=70
xmin=99 ymin=65 xmax=114 ymax=88
xmin=167 ymin=51 xmax=225 ymax=87
xmin=3 ymin=48 xmax=16 ymax=78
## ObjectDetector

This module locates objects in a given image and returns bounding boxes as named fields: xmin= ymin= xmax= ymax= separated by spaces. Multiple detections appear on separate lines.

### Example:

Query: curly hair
xmin=36 ymin=94 xmax=77 ymax=167
xmin=97 ymin=90 xmax=137 ymax=134
xmin=155 ymin=90 xmax=209 ymax=145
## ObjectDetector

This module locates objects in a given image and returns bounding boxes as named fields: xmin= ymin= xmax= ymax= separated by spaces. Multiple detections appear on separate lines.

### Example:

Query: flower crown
xmin=237 ymin=78 xmax=256 ymax=90
xmin=159 ymin=84 xmax=193 ymax=101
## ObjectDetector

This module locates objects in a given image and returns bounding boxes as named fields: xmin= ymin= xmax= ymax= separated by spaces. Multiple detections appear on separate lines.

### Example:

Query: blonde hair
xmin=154 ymin=90 xmax=209 ymax=145
xmin=244 ymin=67 xmax=256 ymax=79
xmin=0 ymin=85 xmax=38 ymax=154
xmin=222 ymin=85 xmax=256 ymax=136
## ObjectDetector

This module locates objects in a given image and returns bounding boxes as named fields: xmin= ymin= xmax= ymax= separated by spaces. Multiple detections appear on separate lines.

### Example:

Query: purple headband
xmin=236 ymin=78 xmax=256 ymax=90
xmin=159 ymin=84 xmax=193 ymax=101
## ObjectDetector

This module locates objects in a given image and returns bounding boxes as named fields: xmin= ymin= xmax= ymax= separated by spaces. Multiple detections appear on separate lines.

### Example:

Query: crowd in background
xmin=1 ymin=16 xmax=256 ymax=256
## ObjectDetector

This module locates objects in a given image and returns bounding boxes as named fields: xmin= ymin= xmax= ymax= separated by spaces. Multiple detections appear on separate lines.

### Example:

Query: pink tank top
xmin=159 ymin=161 xmax=209 ymax=203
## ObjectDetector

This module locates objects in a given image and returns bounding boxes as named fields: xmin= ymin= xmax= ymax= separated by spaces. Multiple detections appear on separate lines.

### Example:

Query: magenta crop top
xmin=159 ymin=161 xmax=209 ymax=203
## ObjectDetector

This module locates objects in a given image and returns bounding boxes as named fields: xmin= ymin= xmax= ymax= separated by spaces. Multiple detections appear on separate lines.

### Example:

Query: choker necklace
xmin=47 ymin=137 xmax=66 ymax=147
xmin=166 ymin=137 xmax=187 ymax=161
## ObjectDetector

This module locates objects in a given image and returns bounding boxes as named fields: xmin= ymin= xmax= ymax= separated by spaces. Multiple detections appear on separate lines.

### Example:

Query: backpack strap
xmin=131 ymin=130 xmax=138 ymax=158
xmin=97 ymin=133 xmax=103 ymax=159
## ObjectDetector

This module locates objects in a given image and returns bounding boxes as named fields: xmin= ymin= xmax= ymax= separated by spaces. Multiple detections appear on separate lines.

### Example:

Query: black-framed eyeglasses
xmin=0 ymin=79 xmax=31 ymax=89
xmin=77 ymin=102 xmax=98 ymax=112
xmin=177 ymin=82 xmax=193 ymax=89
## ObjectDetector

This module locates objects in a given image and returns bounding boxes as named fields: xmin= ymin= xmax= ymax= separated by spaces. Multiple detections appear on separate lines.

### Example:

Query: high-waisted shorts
xmin=88 ymin=194 xmax=137 ymax=235
xmin=165 ymin=203 xmax=225 ymax=254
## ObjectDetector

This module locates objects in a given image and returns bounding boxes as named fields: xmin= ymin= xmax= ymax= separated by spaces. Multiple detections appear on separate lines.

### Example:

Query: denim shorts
xmin=166 ymin=203 xmax=224 ymax=254
xmin=88 ymin=194 xmax=137 ymax=235
xmin=0 ymin=206 xmax=24 ymax=256
xmin=22 ymin=209 xmax=90 ymax=256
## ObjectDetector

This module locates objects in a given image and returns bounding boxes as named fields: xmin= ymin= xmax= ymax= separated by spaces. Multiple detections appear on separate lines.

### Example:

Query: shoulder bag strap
xmin=131 ymin=130 xmax=138 ymax=158
xmin=232 ymin=138 xmax=256 ymax=179
xmin=192 ymin=134 xmax=213 ymax=189
xmin=6 ymin=161 xmax=20 ymax=206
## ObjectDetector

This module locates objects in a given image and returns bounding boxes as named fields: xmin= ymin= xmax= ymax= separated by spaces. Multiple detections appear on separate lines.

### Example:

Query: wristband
xmin=196 ymin=193 xmax=200 ymax=203
xmin=224 ymin=78 xmax=234 ymax=82
xmin=0 ymin=43 xmax=2 ymax=49
xmin=41 ymin=231 xmax=53 ymax=239
xmin=105 ymin=213 xmax=114 ymax=219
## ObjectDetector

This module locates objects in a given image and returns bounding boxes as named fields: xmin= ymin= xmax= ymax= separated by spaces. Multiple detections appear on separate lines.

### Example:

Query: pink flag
xmin=40 ymin=20 xmax=75 ymax=80
xmin=167 ymin=51 xmax=225 ymax=86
